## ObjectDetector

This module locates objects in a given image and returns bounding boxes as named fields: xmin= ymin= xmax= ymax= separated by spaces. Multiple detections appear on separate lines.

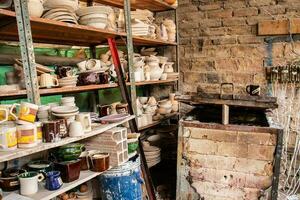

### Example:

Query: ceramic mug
xmin=18 ymin=102 xmax=39 ymax=124
xmin=40 ymin=73 xmax=59 ymax=88
xmin=34 ymin=122 xmax=43 ymax=144
xmin=0 ymin=104 xmax=19 ymax=123
xmin=17 ymin=124 xmax=37 ymax=148
xmin=42 ymin=121 xmax=60 ymax=143
xmin=55 ymin=66 xmax=75 ymax=78
xmin=75 ymin=113 xmax=91 ymax=132
xmin=69 ymin=121 xmax=84 ymax=137
xmin=0 ymin=124 xmax=17 ymax=151
xmin=160 ymin=73 xmax=168 ymax=80
xmin=98 ymin=105 xmax=112 ymax=117
xmin=19 ymin=172 xmax=44 ymax=196
xmin=45 ymin=171 xmax=63 ymax=191
xmin=246 ymin=85 xmax=260 ymax=96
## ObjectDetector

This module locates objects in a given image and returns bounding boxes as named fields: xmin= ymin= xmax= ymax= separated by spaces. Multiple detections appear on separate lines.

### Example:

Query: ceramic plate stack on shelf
xmin=131 ymin=9 xmax=155 ymax=37
xmin=51 ymin=106 xmax=79 ymax=124
xmin=76 ymin=6 xmax=112 ymax=29
xmin=43 ymin=0 xmax=79 ymax=24
xmin=58 ymin=76 xmax=78 ymax=87
xmin=143 ymin=142 xmax=161 ymax=168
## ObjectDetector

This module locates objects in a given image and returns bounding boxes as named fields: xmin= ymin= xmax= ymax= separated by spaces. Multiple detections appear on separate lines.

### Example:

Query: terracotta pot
xmin=54 ymin=160 xmax=81 ymax=183
xmin=89 ymin=153 xmax=109 ymax=172
xmin=0 ymin=168 xmax=26 ymax=191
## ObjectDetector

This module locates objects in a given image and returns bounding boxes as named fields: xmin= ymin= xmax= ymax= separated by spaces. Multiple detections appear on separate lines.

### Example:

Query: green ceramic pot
xmin=127 ymin=138 xmax=139 ymax=154
xmin=56 ymin=143 xmax=85 ymax=161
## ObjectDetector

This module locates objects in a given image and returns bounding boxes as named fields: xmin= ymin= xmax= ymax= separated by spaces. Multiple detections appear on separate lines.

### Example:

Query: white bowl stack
xmin=51 ymin=105 xmax=79 ymax=125
xmin=37 ymin=105 xmax=50 ymax=122
xmin=76 ymin=6 xmax=112 ymax=29
xmin=43 ymin=0 xmax=79 ymax=24
xmin=58 ymin=76 xmax=78 ymax=88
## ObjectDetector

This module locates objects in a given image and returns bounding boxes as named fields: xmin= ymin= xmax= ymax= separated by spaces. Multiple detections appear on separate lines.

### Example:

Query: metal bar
xmin=13 ymin=0 xmax=40 ymax=104
xmin=175 ymin=9 xmax=180 ymax=92
xmin=271 ymin=129 xmax=283 ymax=200
xmin=124 ymin=0 xmax=137 ymax=115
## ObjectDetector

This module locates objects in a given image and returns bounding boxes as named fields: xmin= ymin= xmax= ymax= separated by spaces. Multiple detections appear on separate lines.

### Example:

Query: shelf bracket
xmin=13 ymin=0 xmax=40 ymax=104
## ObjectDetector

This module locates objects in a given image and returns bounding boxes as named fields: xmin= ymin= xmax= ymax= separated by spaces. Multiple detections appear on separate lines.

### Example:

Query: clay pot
xmin=27 ymin=0 xmax=44 ymax=17
xmin=164 ymin=0 xmax=176 ymax=5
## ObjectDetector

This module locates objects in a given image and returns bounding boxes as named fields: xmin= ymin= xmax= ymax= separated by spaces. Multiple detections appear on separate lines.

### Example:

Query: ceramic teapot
xmin=164 ymin=62 xmax=174 ymax=73
xmin=149 ymin=62 xmax=165 ymax=81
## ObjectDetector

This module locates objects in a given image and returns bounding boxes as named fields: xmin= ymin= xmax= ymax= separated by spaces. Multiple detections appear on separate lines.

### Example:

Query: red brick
xmin=249 ymin=0 xmax=275 ymax=6
xmin=224 ymin=1 xmax=247 ymax=9
xmin=190 ymin=128 xmax=238 ymax=143
xmin=207 ymin=9 xmax=233 ymax=19
xmin=199 ymin=3 xmax=222 ymax=11
xmin=247 ymin=144 xmax=275 ymax=161
xmin=238 ymin=35 xmax=264 ymax=44
xmin=234 ymin=7 xmax=258 ymax=17
xmin=237 ymin=131 xmax=276 ymax=145
xmin=245 ymin=174 xmax=272 ymax=189
xmin=217 ymin=142 xmax=248 ymax=158
xmin=259 ymin=5 xmax=286 ymax=15
xmin=227 ymin=25 xmax=252 ymax=35
xmin=223 ymin=18 xmax=246 ymax=26
xmin=200 ymin=19 xmax=222 ymax=28
xmin=188 ymin=139 xmax=218 ymax=155
xmin=203 ymin=27 xmax=227 ymax=36
xmin=234 ymin=158 xmax=273 ymax=176
xmin=212 ymin=36 xmax=237 ymax=45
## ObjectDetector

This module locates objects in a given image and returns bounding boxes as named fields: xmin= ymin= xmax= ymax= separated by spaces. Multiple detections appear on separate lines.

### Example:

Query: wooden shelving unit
xmin=138 ymin=112 xmax=179 ymax=131
xmin=0 ymin=79 xmax=178 ymax=98
xmin=0 ymin=9 xmax=177 ymax=46
xmin=4 ymin=170 xmax=106 ymax=200
xmin=0 ymin=115 xmax=135 ymax=163
xmin=84 ymin=0 xmax=176 ymax=11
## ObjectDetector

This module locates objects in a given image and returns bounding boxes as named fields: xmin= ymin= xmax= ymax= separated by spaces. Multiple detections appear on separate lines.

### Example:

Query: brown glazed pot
xmin=88 ymin=153 xmax=109 ymax=172
xmin=0 ymin=168 xmax=26 ymax=191
xmin=54 ymin=160 xmax=81 ymax=183
xmin=79 ymin=151 xmax=89 ymax=171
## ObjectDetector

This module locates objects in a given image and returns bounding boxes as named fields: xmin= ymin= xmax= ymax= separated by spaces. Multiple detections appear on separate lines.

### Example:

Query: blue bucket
xmin=98 ymin=158 xmax=143 ymax=200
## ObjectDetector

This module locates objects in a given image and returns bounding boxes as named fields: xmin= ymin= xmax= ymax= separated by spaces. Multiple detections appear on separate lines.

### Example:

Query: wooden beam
xmin=258 ymin=18 xmax=300 ymax=36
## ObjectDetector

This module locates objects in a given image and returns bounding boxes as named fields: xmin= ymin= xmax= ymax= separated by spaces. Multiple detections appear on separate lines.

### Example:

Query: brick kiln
xmin=176 ymin=93 xmax=283 ymax=200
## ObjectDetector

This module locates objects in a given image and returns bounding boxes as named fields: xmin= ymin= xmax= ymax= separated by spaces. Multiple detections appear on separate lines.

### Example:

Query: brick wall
xmin=178 ymin=0 xmax=300 ymax=95
xmin=179 ymin=127 xmax=277 ymax=200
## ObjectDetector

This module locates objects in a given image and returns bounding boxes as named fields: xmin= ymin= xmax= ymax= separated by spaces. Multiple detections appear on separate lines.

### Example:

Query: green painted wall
xmin=0 ymin=45 xmax=141 ymax=111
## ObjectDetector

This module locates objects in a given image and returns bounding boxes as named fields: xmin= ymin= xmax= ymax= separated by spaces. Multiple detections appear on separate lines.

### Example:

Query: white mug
xmin=40 ymin=73 xmax=59 ymax=88
xmin=75 ymin=113 xmax=91 ymax=132
xmin=17 ymin=124 xmax=38 ymax=148
xmin=69 ymin=121 xmax=84 ymax=137
xmin=19 ymin=172 xmax=44 ymax=196
xmin=0 ymin=123 xmax=17 ymax=151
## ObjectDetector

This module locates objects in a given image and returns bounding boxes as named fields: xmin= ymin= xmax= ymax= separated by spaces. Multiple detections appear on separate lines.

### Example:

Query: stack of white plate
xmin=58 ymin=76 xmax=78 ymax=87
xmin=51 ymin=106 xmax=79 ymax=124
xmin=143 ymin=142 xmax=161 ymax=168
xmin=43 ymin=0 xmax=79 ymax=24
xmin=132 ymin=19 xmax=150 ymax=36
xmin=76 ymin=6 xmax=112 ymax=29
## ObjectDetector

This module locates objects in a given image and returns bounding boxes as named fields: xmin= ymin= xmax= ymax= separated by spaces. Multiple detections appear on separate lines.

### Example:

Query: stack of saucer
xmin=37 ymin=105 xmax=50 ymax=122
xmin=61 ymin=97 xmax=75 ymax=106
xmin=143 ymin=142 xmax=161 ymax=168
xmin=58 ymin=76 xmax=78 ymax=88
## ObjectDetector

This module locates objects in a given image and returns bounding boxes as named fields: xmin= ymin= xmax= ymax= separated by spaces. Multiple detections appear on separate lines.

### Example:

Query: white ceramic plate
xmin=52 ymin=111 xmax=79 ymax=117
xmin=99 ymin=113 xmax=130 ymax=123
xmin=85 ymin=22 xmax=107 ymax=29
xmin=79 ymin=17 xmax=108 ymax=25
xmin=80 ymin=13 xmax=107 ymax=21
xmin=51 ymin=106 xmax=79 ymax=114
xmin=76 ymin=6 xmax=112 ymax=17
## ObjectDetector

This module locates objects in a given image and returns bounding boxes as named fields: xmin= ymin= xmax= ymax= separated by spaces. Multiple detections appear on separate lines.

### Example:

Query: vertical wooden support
xmin=222 ymin=104 xmax=229 ymax=125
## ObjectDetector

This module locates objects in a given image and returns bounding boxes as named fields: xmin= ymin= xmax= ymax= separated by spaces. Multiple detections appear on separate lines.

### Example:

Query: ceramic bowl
xmin=157 ymin=107 xmax=172 ymax=115
xmin=139 ymin=97 xmax=148 ymax=104
xmin=44 ymin=0 xmax=79 ymax=12
xmin=76 ymin=6 xmax=112 ymax=17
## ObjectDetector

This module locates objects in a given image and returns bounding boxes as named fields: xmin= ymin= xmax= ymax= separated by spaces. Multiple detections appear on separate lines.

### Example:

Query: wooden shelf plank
xmin=138 ymin=112 xmax=179 ymax=131
xmin=0 ymin=79 xmax=178 ymax=98
xmin=0 ymin=115 xmax=135 ymax=163
xmin=0 ymin=9 xmax=177 ymax=46
xmin=258 ymin=18 xmax=300 ymax=36
xmin=88 ymin=0 xmax=176 ymax=12
xmin=4 ymin=170 xmax=106 ymax=200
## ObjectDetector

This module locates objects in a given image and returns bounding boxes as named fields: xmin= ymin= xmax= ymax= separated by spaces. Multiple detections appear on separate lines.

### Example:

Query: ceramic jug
xmin=149 ymin=62 xmax=165 ymax=81
xmin=75 ymin=113 xmax=92 ymax=132
xmin=45 ymin=171 xmax=63 ymax=191
xmin=164 ymin=62 xmax=175 ymax=73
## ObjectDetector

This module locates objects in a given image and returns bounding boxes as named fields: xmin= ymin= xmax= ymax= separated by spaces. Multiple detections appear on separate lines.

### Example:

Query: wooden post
xmin=222 ymin=104 xmax=229 ymax=125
